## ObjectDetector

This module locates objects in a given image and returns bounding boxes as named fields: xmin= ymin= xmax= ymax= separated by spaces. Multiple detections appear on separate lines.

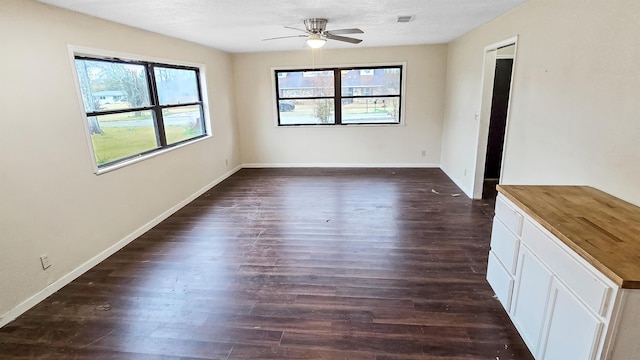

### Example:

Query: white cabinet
xmin=539 ymin=278 xmax=603 ymax=360
xmin=511 ymin=245 xmax=553 ymax=353
xmin=488 ymin=186 xmax=640 ymax=360
xmin=520 ymin=219 xmax=613 ymax=316
xmin=486 ymin=196 xmax=522 ymax=311
xmin=493 ymin=195 xmax=523 ymax=235
xmin=486 ymin=194 xmax=629 ymax=360
xmin=487 ymin=251 xmax=515 ymax=310
xmin=490 ymin=218 xmax=520 ymax=273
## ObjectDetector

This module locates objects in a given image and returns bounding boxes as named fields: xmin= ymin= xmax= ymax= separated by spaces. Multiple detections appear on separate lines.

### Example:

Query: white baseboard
xmin=440 ymin=165 xmax=473 ymax=198
xmin=0 ymin=165 xmax=242 ymax=328
xmin=242 ymin=162 xmax=440 ymax=168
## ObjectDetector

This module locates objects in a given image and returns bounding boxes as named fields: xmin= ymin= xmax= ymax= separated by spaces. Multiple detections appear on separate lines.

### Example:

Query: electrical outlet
xmin=421 ymin=150 xmax=426 ymax=157
xmin=225 ymin=159 xmax=229 ymax=166
xmin=464 ymin=169 xmax=468 ymax=176
xmin=40 ymin=254 xmax=51 ymax=270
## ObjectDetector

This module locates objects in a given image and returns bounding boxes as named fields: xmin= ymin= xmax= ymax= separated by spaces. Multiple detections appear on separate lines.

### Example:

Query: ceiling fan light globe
xmin=306 ymin=34 xmax=326 ymax=48
xmin=306 ymin=38 xmax=326 ymax=48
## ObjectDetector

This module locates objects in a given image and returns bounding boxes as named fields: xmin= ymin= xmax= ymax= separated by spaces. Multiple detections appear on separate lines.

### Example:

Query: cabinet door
xmin=490 ymin=218 xmax=520 ymax=274
xmin=511 ymin=245 xmax=553 ymax=354
xmin=487 ymin=251 xmax=515 ymax=311
xmin=539 ymin=278 xmax=603 ymax=360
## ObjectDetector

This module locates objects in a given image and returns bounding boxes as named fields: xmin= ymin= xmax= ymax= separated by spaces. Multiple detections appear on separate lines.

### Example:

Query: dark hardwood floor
xmin=0 ymin=168 xmax=532 ymax=359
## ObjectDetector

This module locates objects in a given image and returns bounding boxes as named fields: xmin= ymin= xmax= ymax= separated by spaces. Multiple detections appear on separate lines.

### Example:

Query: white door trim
xmin=471 ymin=35 xmax=519 ymax=199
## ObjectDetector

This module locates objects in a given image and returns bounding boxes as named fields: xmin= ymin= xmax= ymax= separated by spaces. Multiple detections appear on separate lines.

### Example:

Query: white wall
xmin=440 ymin=0 xmax=640 ymax=205
xmin=233 ymin=45 xmax=447 ymax=166
xmin=0 ymin=0 xmax=239 ymax=321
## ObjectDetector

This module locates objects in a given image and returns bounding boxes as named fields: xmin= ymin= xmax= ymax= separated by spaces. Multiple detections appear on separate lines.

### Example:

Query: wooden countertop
xmin=497 ymin=185 xmax=640 ymax=289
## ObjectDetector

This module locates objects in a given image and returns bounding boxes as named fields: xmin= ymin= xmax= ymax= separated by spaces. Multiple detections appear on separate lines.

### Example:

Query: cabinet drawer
xmin=521 ymin=220 xmax=613 ymax=316
xmin=490 ymin=218 xmax=520 ymax=274
xmin=487 ymin=251 xmax=515 ymax=311
xmin=495 ymin=194 xmax=523 ymax=236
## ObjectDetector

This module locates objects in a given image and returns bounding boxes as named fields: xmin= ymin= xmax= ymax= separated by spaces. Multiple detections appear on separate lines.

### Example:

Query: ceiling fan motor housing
xmin=304 ymin=18 xmax=328 ymax=34
xmin=262 ymin=18 xmax=362 ymax=45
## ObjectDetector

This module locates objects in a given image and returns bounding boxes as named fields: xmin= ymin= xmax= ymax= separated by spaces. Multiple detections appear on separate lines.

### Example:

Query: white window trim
xmin=67 ymin=45 xmax=212 ymax=174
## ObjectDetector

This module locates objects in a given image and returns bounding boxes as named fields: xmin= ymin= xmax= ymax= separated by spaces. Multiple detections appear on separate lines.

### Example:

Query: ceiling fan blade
xmin=284 ymin=26 xmax=309 ymax=34
xmin=262 ymin=34 xmax=308 ymax=41
xmin=325 ymin=28 xmax=364 ymax=35
xmin=325 ymin=34 xmax=362 ymax=44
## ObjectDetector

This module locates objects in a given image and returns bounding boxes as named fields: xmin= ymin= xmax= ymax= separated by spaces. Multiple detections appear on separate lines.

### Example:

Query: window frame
xmin=274 ymin=64 xmax=404 ymax=127
xmin=69 ymin=46 xmax=211 ymax=174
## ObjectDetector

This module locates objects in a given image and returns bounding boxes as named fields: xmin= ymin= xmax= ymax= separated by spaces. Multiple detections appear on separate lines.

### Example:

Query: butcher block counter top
xmin=497 ymin=185 xmax=640 ymax=289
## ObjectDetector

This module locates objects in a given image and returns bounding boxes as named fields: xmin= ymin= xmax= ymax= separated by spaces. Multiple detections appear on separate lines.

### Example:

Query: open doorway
xmin=472 ymin=37 xmax=518 ymax=199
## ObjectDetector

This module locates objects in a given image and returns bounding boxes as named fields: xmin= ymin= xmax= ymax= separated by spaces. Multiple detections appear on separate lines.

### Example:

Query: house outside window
xmin=275 ymin=65 xmax=403 ymax=126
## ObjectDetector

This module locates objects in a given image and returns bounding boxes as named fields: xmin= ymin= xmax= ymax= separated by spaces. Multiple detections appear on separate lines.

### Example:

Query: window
xmin=275 ymin=65 xmax=402 ymax=126
xmin=73 ymin=56 xmax=207 ymax=170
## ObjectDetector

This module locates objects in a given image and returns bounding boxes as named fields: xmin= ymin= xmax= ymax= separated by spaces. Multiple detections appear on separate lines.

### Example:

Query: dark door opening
xmin=482 ymin=57 xmax=513 ymax=199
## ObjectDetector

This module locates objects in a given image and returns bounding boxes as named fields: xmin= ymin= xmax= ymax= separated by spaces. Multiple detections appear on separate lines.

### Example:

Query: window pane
xmin=74 ymin=59 xmax=150 ymax=112
xmin=277 ymin=71 xmax=334 ymax=98
xmin=163 ymin=105 xmax=205 ymax=145
xmin=89 ymin=110 xmax=158 ymax=166
xmin=341 ymin=68 xmax=401 ymax=97
xmin=279 ymin=99 xmax=335 ymax=125
xmin=342 ymin=97 xmax=400 ymax=124
xmin=154 ymin=67 xmax=200 ymax=105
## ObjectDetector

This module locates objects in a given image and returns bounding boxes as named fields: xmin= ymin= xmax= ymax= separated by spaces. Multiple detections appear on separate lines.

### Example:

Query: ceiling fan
xmin=263 ymin=18 xmax=363 ymax=48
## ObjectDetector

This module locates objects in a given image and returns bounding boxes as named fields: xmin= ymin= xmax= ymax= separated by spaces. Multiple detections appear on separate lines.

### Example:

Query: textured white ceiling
xmin=37 ymin=0 xmax=528 ymax=53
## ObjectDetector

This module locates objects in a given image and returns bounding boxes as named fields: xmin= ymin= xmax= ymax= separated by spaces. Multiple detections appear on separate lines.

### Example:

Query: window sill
xmin=276 ymin=122 xmax=405 ymax=128
xmin=93 ymin=135 xmax=211 ymax=175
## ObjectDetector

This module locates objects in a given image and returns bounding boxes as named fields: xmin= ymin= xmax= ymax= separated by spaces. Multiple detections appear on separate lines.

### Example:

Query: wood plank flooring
xmin=0 ymin=168 xmax=533 ymax=359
